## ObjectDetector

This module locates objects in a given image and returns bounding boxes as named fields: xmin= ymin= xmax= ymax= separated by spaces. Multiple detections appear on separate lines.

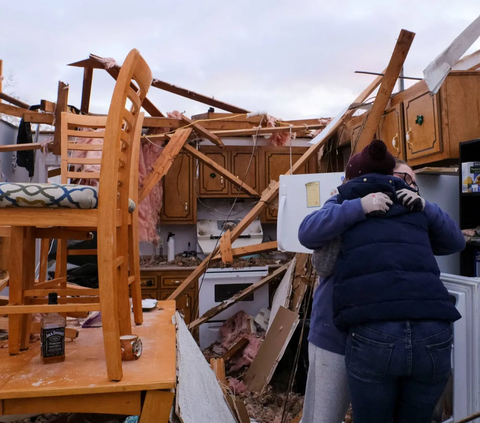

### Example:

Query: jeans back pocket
xmin=427 ymin=335 xmax=453 ymax=380
xmin=347 ymin=332 xmax=394 ymax=378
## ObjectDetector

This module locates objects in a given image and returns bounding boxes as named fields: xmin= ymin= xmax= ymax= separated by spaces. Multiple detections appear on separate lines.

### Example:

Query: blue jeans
xmin=345 ymin=320 xmax=453 ymax=423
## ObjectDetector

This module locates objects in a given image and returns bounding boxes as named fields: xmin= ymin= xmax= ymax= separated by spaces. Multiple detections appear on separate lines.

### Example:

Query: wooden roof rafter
xmin=68 ymin=54 xmax=250 ymax=115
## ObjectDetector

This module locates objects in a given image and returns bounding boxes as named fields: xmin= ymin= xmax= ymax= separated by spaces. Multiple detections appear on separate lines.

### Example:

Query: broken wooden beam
xmin=40 ymin=99 xmax=56 ymax=113
xmin=152 ymin=78 xmax=249 ymax=114
xmin=105 ymin=66 xmax=165 ymax=118
xmin=70 ymin=55 xmax=250 ymax=114
xmin=222 ymin=338 xmax=249 ymax=362
xmin=212 ymin=241 xmax=278 ymax=261
xmin=23 ymin=112 xmax=54 ymax=125
xmin=188 ymin=261 xmax=291 ymax=329
xmin=0 ymin=92 xmax=30 ymax=109
xmin=220 ymin=230 xmax=233 ymax=264
xmin=0 ymin=102 xmax=29 ymax=118
xmin=183 ymin=143 xmax=260 ymax=197
xmin=180 ymin=114 xmax=224 ymax=148
xmin=143 ymin=117 xmax=183 ymax=129
xmin=52 ymin=81 xmax=69 ymax=155
xmin=354 ymin=29 xmax=415 ymax=153
xmin=81 ymin=67 xmax=94 ymax=114
xmin=0 ymin=143 xmax=42 ymax=153
xmin=212 ymin=124 xmax=325 ymax=138
xmin=290 ymin=254 xmax=311 ymax=314
xmin=138 ymin=128 xmax=193 ymax=203
xmin=210 ymin=358 xmax=227 ymax=386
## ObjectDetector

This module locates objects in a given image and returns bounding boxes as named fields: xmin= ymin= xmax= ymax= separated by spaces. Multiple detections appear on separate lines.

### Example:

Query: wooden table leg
xmin=9 ymin=227 xmax=35 ymax=354
xmin=139 ymin=390 xmax=174 ymax=423
xmin=20 ymin=227 xmax=35 ymax=350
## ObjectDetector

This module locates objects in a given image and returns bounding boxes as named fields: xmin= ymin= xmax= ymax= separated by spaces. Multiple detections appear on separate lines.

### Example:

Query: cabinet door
xmin=263 ymin=149 xmax=309 ymax=222
xmin=230 ymin=148 xmax=259 ymax=197
xmin=141 ymin=290 xmax=158 ymax=300
xmin=377 ymin=104 xmax=405 ymax=160
xmin=404 ymin=91 xmax=442 ymax=160
xmin=199 ymin=149 xmax=229 ymax=196
xmin=160 ymin=290 xmax=195 ymax=324
xmin=161 ymin=152 xmax=196 ymax=223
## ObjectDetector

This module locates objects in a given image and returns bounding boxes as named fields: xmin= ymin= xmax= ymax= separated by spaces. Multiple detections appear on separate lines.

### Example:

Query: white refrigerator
xmin=277 ymin=172 xmax=345 ymax=254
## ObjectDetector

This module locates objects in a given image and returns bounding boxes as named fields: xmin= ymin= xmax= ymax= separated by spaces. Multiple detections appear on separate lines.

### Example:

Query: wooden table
xmin=0 ymin=301 xmax=176 ymax=422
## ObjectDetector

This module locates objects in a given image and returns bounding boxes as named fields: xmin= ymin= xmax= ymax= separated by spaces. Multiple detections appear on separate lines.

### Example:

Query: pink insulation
xmin=219 ymin=311 xmax=263 ymax=371
xmin=229 ymin=336 xmax=262 ymax=371
xmin=265 ymin=115 xmax=291 ymax=147
xmin=228 ymin=377 xmax=248 ymax=394
xmin=138 ymin=141 xmax=164 ymax=244
xmin=220 ymin=310 xmax=252 ymax=350
xmin=69 ymin=130 xmax=165 ymax=244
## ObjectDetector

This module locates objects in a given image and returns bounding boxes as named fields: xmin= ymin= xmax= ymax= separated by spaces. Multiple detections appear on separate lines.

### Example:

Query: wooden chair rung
xmin=2 ymin=303 xmax=100 ymax=314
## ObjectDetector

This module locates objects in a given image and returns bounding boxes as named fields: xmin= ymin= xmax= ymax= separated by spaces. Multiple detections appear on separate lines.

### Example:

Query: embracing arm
xmin=298 ymin=196 xmax=365 ymax=249
xmin=424 ymin=201 xmax=466 ymax=255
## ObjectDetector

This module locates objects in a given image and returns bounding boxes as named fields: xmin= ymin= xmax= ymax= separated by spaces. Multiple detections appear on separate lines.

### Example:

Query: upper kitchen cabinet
xmin=198 ymin=146 xmax=260 ymax=198
xmin=377 ymin=73 xmax=480 ymax=167
xmin=161 ymin=151 xmax=196 ymax=224
xmin=377 ymin=102 xmax=405 ymax=160
xmin=230 ymin=147 xmax=260 ymax=197
xmin=261 ymin=147 xmax=317 ymax=222
xmin=400 ymin=81 xmax=442 ymax=164
xmin=199 ymin=147 xmax=230 ymax=196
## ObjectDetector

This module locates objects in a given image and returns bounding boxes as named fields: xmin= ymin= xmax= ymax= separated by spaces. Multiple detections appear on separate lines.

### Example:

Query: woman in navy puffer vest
xmin=300 ymin=140 xmax=464 ymax=423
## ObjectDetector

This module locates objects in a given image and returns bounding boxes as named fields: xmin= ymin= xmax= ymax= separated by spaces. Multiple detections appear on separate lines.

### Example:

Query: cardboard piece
xmin=243 ymin=306 xmax=299 ymax=393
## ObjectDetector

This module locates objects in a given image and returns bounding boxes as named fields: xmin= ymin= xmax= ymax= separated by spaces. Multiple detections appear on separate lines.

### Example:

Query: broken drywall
xmin=175 ymin=312 xmax=237 ymax=423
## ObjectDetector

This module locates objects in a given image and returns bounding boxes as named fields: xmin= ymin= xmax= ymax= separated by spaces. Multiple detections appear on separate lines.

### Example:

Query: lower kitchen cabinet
xmin=139 ymin=269 xmax=197 ymax=325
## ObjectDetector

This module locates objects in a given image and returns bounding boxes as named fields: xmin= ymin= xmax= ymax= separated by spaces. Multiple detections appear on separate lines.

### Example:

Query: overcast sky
xmin=1 ymin=0 xmax=480 ymax=120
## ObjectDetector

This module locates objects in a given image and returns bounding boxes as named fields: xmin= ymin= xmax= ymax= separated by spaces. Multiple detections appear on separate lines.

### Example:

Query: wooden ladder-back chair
xmin=0 ymin=49 xmax=152 ymax=381
xmin=39 ymin=109 xmax=144 ymax=326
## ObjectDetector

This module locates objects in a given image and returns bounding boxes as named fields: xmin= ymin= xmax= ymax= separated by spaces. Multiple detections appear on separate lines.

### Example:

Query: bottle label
xmin=41 ymin=327 xmax=65 ymax=358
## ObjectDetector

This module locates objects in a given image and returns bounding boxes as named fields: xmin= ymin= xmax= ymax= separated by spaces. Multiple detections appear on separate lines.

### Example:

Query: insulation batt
xmin=220 ymin=311 xmax=263 ymax=371
xmin=70 ymin=130 xmax=164 ymax=244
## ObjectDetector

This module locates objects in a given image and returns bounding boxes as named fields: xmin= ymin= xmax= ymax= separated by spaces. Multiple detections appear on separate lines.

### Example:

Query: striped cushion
xmin=0 ymin=183 xmax=136 ymax=212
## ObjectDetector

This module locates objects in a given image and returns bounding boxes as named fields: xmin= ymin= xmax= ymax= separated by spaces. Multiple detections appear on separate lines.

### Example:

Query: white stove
xmin=198 ymin=266 xmax=269 ymax=349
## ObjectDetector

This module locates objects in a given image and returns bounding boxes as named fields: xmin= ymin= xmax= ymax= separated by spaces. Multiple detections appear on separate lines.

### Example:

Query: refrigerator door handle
xmin=277 ymin=193 xmax=287 ymax=252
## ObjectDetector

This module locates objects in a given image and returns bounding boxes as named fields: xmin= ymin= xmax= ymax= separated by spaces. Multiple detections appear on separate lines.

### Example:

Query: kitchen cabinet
xmin=198 ymin=147 xmax=259 ymax=198
xmin=230 ymin=147 xmax=260 ymax=197
xmin=140 ymin=268 xmax=197 ymax=325
xmin=366 ymin=72 xmax=480 ymax=167
xmin=377 ymin=103 xmax=405 ymax=160
xmin=161 ymin=151 xmax=196 ymax=224
xmin=261 ymin=147 xmax=318 ymax=222
xmin=199 ymin=148 xmax=230 ymax=196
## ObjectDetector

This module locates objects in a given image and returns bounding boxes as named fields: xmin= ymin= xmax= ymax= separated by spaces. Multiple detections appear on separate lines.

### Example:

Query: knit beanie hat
xmin=345 ymin=139 xmax=396 ymax=180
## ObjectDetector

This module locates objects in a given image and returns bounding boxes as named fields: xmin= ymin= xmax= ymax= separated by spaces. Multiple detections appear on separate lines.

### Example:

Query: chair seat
xmin=0 ymin=183 xmax=136 ymax=212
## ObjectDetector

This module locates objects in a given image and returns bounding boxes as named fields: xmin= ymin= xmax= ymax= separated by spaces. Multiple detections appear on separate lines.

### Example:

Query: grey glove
xmin=360 ymin=192 xmax=393 ymax=215
xmin=397 ymin=188 xmax=426 ymax=212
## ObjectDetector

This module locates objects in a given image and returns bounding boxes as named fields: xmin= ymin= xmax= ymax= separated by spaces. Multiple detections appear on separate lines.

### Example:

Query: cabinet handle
xmin=220 ymin=176 xmax=224 ymax=185
xmin=184 ymin=202 xmax=188 ymax=211
xmin=406 ymin=128 xmax=414 ymax=149
xmin=186 ymin=297 xmax=189 ymax=307
xmin=392 ymin=134 xmax=400 ymax=153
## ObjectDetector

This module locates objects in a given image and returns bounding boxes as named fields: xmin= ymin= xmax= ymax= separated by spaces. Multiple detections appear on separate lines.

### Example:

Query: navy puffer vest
xmin=332 ymin=174 xmax=461 ymax=330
